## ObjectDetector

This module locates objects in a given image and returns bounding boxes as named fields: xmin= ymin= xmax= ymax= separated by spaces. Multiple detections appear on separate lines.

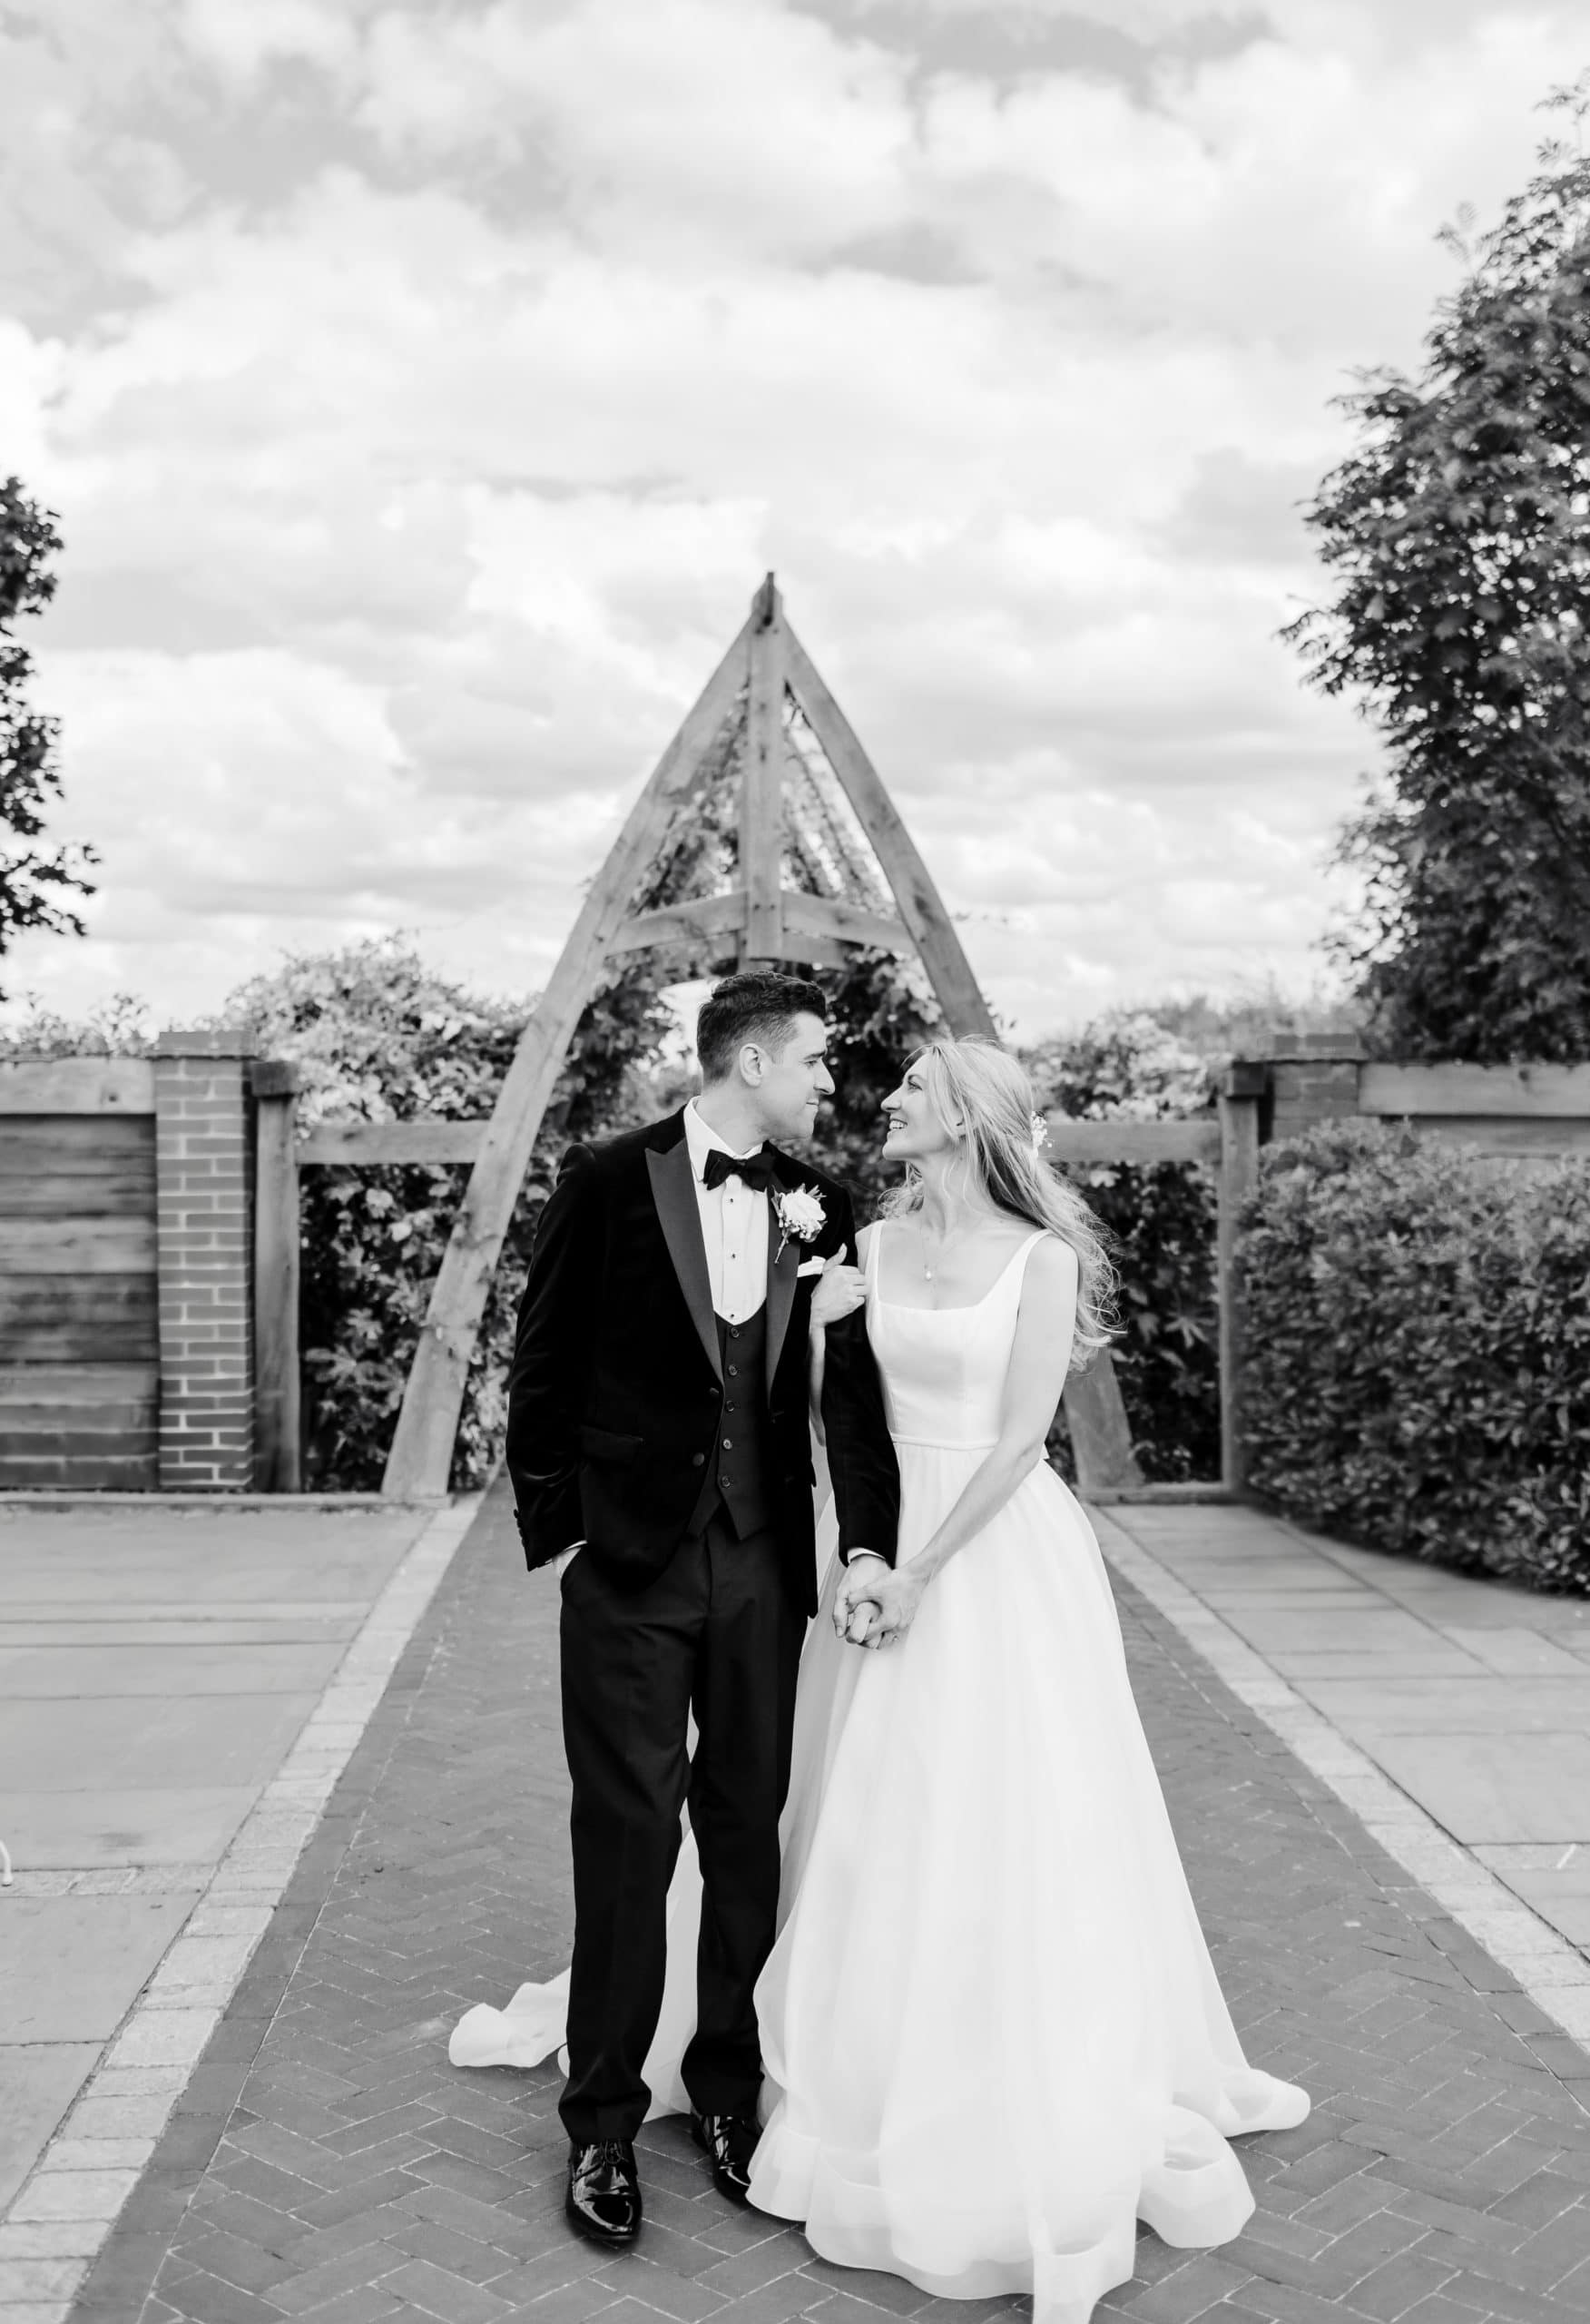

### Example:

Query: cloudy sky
xmin=3 ymin=0 xmax=1585 ymax=1037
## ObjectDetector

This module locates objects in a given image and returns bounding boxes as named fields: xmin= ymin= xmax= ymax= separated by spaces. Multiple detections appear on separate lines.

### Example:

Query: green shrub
xmin=1240 ymin=1118 xmax=1590 ymax=1593
xmin=1026 ymin=1014 xmax=1221 ymax=1482
xmin=226 ymin=939 xmax=671 ymax=1492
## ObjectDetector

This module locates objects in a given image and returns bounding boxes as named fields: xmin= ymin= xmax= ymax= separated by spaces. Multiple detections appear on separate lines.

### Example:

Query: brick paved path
xmin=73 ymin=1483 xmax=1590 ymax=2324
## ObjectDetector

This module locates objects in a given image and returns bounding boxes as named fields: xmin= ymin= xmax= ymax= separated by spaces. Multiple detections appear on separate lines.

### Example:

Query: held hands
xmin=807 ymin=1259 xmax=867 ymax=1329
xmin=831 ymin=1555 xmax=927 ymax=1652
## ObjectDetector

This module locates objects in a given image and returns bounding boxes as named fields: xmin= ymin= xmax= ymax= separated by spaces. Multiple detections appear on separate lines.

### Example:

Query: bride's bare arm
xmin=834 ymin=1236 xmax=1077 ymax=1646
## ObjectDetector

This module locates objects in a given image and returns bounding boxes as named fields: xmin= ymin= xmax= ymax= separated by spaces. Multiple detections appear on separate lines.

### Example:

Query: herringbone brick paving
xmin=73 ymin=1482 xmax=1590 ymax=2324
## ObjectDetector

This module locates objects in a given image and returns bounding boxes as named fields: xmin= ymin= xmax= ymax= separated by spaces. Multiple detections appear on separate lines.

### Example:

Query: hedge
xmin=1239 ymin=1118 xmax=1590 ymax=1593
xmin=1027 ymin=1014 xmax=1221 ymax=1483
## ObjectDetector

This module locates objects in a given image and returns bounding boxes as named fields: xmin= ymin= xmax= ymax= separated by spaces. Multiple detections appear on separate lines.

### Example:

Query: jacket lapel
xmin=645 ymin=1137 xmax=722 ymax=1382
xmin=765 ymin=1208 xmax=799 ymax=1396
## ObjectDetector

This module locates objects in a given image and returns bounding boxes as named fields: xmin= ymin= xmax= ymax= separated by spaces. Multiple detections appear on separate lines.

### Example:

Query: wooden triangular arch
xmin=381 ymin=576 xmax=1140 ymax=1500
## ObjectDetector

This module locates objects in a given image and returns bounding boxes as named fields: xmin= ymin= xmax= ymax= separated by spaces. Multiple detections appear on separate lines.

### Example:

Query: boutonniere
xmin=772 ymin=1184 xmax=825 ymax=1261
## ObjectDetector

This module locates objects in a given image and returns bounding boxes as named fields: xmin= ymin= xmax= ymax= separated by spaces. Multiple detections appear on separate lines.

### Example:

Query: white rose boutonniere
xmin=773 ymin=1184 xmax=825 ymax=1261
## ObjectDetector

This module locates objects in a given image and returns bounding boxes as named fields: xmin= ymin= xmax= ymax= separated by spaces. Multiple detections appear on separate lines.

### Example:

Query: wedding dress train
xmin=451 ymin=1226 xmax=1308 ymax=2324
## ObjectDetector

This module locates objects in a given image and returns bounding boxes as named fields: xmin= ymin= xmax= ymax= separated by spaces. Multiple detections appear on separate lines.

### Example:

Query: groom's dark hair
xmin=696 ymin=970 xmax=829 ymax=1086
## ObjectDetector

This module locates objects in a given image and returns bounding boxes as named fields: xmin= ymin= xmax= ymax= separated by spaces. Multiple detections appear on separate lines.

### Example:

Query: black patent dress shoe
xmin=566 ymin=2140 xmax=642 ymax=2245
xmin=690 ymin=2109 xmax=759 ymax=2206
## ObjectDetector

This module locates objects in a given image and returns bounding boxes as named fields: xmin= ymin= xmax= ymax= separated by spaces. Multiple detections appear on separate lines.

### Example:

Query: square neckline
xmin=869 ymin=1218 xmax=1049 ymax=1315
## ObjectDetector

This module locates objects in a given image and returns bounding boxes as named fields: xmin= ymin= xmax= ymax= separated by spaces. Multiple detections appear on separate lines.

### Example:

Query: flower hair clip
xmin=1031 ymin=1112 xmax=1050 ymax=1155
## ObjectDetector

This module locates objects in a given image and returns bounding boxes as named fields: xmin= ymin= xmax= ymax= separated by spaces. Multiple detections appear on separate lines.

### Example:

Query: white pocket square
xmin=796 ymin=1256 xmax=828 ymax=1277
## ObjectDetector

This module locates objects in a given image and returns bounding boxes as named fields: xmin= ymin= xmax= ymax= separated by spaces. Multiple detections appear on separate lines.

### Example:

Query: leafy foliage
xmin=1289 ymin=89 xmax=1590 ymax=1060
xmin=224 ymin=939 xmax=672 ymax=1492
xmin=796 ymin=947 xmax=946 ymax=1214
xmin=1026 ymin=1014 xmax=1220 ymax=1482
xmin=0 ymin=478 xmax=95 ymax=989
xmin=0 ymin=992 xmax=152 ymax=1059
xmin=1241 ymin=1119 xmax=1590 ymax=1593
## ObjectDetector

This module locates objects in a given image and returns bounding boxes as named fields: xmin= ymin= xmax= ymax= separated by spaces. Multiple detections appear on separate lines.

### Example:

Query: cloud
xmin=4 ymin=0 xmax=1585 ymax=1035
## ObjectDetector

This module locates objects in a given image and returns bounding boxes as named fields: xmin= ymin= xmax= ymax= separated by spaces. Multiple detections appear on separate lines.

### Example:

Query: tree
xmin=1288 ymin=85 xmax=1590 ymax=1060
xmin=0 ymin=478 xmax=94 ymax=990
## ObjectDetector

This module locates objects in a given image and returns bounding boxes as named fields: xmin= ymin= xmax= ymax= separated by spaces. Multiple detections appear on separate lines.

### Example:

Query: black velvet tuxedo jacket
xmin=505 ymin=1108 xmax=900 ymax=1617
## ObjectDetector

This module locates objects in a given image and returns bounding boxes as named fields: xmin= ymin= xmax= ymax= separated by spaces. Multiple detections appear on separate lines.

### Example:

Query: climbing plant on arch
xmin=380 ymin=576 xmax=1140 ymax=1501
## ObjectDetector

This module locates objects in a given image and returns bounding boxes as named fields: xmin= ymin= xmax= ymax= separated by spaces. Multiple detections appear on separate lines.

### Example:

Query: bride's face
xmin=881 ymin=1063 xmax=957 ymax=1162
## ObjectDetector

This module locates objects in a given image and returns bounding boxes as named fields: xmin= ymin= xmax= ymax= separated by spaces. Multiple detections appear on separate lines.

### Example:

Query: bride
xmin=454 ymin=1037 xmax=1308 ymax=2324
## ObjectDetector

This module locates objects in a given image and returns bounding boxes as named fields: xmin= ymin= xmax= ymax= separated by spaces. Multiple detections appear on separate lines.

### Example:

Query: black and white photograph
xmin=4 ymin=5 xmax=1590 ymax=2322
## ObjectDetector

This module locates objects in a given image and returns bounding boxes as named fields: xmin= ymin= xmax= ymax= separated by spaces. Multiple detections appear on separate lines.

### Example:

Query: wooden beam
xmin=253 ymin=1074 xmax=301 ymax=1492
xmin=299 ymin=1123 xmax=488 ymax=1166
xmin=781 ymin=892 xmax=912 ymax=954
xmin=1402 ymin=1115 xmax=1590 ymax=1156
xmin=1359 ymin=1061 xmax=1590 ymax=1118
xmin=604 ymin=891 xmax=748 ymax=958
xmin=380 ymin=615 xmax=755 ymax=1499
xmin=1042 ymin=1118 xmax=1221 ymax=1167
xmin=741 ymin=576 xmax=786 ymax=963
xmin=784 ymin=623 xmax=996 ymax=1039
xmin=785 ymin=619 xmax=1143 ymax=1490
xmin=0 ymin=1059 xmax=155 ymax=1115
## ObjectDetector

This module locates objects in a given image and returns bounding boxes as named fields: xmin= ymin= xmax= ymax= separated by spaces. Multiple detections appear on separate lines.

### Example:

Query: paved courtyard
xmin=0 ymin=1503 xmax=434 ymax=2226
xmin=15 ymin=1481 xmax=1586 ymax=2324
xmin=1114 ymin=1502 xmax=1590 ymax=1955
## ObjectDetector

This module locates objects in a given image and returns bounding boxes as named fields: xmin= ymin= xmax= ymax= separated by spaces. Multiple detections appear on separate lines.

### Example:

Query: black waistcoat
xmin=687 ymin=1305 xmax=775 ymax=1540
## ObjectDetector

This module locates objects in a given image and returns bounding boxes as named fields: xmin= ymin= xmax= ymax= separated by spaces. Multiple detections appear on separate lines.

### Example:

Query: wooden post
xmin=784 ymin=617 xmax=1146 ymax=1490
xmin=381 ymin=615 xmax=754 ymax=1499
xmin=784 ymin=624 xmax=996 ymax=1039
xmin=1064 ymin=1360 xmax=1143 ymax=1497
xmin=1217 ymin=1063 xmax=1265 ymax=1494
xmin=741 ymin=576 xmax=786 ymax=964
xmin=251 ymin=1060 xmax=301 ymax=1492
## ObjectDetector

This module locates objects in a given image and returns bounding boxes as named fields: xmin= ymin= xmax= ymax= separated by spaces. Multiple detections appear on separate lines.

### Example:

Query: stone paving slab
xmin=1114 ymin=1504 xmax=1590 ymax=1980
xmin=0 ymin=1502 xmax=443 ymax=2288
xmin=56 ymin=1481 xmax=1590 ymax=2324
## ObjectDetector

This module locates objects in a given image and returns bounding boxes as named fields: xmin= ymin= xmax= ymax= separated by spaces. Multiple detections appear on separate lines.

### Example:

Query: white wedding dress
xmin=451 ymin=1225 xmax=1307 ymax=2324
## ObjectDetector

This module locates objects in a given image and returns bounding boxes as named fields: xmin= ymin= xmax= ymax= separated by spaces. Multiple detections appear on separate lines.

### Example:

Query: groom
xmin=506 ymin=970 xmax=900 ymax=2246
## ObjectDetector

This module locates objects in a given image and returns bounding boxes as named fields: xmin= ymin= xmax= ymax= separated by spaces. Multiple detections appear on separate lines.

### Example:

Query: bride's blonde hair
xmin=881 ymin=1037 xmax=1116 ymax=1370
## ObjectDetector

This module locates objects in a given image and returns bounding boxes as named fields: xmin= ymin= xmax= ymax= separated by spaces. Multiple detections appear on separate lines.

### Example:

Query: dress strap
xmin=1003 ymin=1226 xmax=1053 ymax=1303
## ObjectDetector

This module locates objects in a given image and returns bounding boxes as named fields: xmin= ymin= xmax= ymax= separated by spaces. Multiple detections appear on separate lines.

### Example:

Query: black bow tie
xmin=702 ymin=1146 xmax=777 ymax=1196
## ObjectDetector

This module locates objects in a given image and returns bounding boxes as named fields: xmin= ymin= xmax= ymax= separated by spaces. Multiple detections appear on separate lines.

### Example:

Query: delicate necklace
xmin=918 ymin=1211 xmax=960 ymax=1281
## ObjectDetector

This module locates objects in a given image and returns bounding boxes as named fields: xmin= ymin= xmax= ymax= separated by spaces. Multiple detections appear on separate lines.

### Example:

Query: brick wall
xmin=153 ymin=1029 xmax=257 ymax=1490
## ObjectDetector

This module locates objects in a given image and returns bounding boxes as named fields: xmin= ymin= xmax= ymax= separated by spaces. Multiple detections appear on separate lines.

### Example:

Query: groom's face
xmin=749 ymin=1011 xmax=834 ymax=1143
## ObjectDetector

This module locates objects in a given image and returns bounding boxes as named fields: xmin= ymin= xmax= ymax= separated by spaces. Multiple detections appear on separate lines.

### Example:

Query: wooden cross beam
xmin=379 ymin=575 xmax=1139 ymax=1502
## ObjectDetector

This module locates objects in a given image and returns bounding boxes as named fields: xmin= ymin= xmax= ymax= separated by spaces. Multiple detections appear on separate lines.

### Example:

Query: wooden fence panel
xmin=0 ymin=1363 xmax=160 ymax=1491
xmin=0 ymin=1103 xmax=160 ymax=1486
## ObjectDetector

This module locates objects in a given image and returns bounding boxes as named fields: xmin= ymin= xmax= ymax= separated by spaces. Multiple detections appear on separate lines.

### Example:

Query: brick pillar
xmin=154 ymin=1029 xmax=258 ymax=1491
xmin=1263 ymin=1031 xmax=1366 ymax=1139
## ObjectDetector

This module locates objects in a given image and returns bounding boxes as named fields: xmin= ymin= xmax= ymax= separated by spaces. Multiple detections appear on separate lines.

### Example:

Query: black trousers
xmin=558 ymin=1519 xmax=805 ymax=2144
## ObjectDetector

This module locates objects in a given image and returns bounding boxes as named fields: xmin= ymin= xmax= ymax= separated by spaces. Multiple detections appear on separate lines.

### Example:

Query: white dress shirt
xmin=684 ymin=1100 xmax=770 ymax=1324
